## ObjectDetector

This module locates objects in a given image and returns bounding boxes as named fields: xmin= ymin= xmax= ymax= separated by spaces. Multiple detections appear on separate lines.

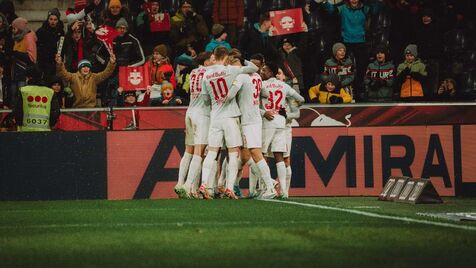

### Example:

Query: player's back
xmin=187 ymin=66 xmax=209 ymax=116
xmin=261 ymin=78 xmax=294 ymax=129
xmin=237 ymin=73 xmax=262 ymax=126
xmin=202 ymin=64 xmax=242 ymax=119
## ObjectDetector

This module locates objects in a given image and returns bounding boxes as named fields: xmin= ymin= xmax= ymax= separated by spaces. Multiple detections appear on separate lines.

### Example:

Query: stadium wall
xmin=1 ymin=103 xmax=476 ymax=200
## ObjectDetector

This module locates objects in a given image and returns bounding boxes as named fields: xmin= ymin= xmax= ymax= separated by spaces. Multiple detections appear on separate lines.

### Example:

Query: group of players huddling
xmin=175 ymin=46 xmax=304 ymax=200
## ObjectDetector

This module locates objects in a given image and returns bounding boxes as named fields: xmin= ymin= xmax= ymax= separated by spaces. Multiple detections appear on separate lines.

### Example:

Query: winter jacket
xmin=213 ymin=0 xmax=244 ymax=27
xmin=170 ymin=11 xmax=209 ymax=51
xmin=56 ymin=59 xmax=116 ymax=108
xmin=36 ymin=21 xmax=65 ymax=77
xmin=323 ymin=56 xmax=355 ymax=88
xmin=96 ymin=33 xmax=145 ymax=68
xmin=323 ymin=1 xmax=380 ymax=43
xmin=144 ymin=60 xmax=177 ymax=89
xmin=12 ymin=31 xmax=37 ymax=81
xmin=308 ymin=83 xmax=352 ymax=104
xmin=280 ymin=47 xmax=304 ymax=92
xmin=396 ymin=59 xmax=427 ymax=98
xmin=205 ymin=38 xmax=232 ymax=52
xmin=364 ymin=59 xmax=395 ymax=101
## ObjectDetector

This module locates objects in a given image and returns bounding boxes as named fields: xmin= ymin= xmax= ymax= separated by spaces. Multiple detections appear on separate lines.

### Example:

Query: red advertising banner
xmin=119 ymin=66 xmax=151 ymax=91
xmin=269 ymin=8 xmax=306 ymax=36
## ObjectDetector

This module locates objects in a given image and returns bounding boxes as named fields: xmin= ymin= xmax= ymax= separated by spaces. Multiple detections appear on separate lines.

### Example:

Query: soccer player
xmin=175 ymin=52 xmax=215 ymax=198
xmin=199 ymin=46 xmax=258 ymax=199
xmin=260 ymin=63 xmax=304 ymax=199
xmin=228 ymin=51 xmax=277 ymax=199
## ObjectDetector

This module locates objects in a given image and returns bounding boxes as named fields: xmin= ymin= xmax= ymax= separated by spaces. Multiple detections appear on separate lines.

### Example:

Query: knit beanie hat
xmin=332 ymin=42 xmax=346 ymax=56
xmin=404 ymin=44 xmax=418 ymax=57
xmin=12 ymin=17 xmax=28 ymax=31
xmin=211 ymin=24 xmax=225 ymax=38
xmin=78 ymin=59 xmax=92 ymax=70
xmin=325 ymin=73 xmax=340 ymax=89
xmin=109 ymin=0 xmax=122 ymax=8
xmin=375 ymin=44 xmax=389 ymax=57
xmin=116 ymin=17 xmax=128 ymax=28
xmin=47 ymin=8 xmax=61 ymax=19
xmin=124 ymin=91 xmax=136 ymax=98
xmin=153 ymin=44 xmax=168 ymax=58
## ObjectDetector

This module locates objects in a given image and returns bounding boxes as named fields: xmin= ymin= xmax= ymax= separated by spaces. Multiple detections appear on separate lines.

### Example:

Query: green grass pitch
xmin=1 ymin=197 xmax=475 ymax=267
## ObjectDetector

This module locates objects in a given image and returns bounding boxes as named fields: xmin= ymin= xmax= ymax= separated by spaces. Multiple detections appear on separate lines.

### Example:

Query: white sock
xmin=218 ymin=158 xmax=228 ymax=187
xmin=235 ymin=158 xmax=243 ymax=186
xmin=201 ymin=151 xmax=217 ymax=187
xmin=256 ymin=159 xmax=273 ymax=190
xmin=248 ymin=159 xmax=258 ymax=194
xmin=276 ymin=161 xmax=287 ymax=195
xmin=177 ymin=152 xmax=192 ymax=186
xmin=226 ymin=152 xmax=239 ymax=190
xmin=184 ymin=155 xmax=202 ymax=192
xmin=209 ymin=159 xmax=218 ymax=190
xmin=286 ymin=166 xmax=292 ymax=192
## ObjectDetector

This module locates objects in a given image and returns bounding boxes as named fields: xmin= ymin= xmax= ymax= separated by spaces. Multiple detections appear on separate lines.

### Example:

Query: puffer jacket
xmin=364 ymin=59 xmax=395 ymax=100
xmin=308 ymin=83 xmax=353 ymax=104
xmin=56 ymin=60 xmax=116 ymax=108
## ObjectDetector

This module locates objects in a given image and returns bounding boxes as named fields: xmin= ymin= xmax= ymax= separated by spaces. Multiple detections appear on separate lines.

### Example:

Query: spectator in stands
xmin=0 ymin=0 xmax=17 ymax=25
xmin=145 ymin=44 xmax=176 ymax=88
xmin=395 ymin=44 xmax=427 ymax=101
xmin=96 ymin=17 xmax=145 ymax=105
xmin=309 ymin=73 xmax=353 ymax=104
xmin=205 ymin=24 xmax=232 ymax=52
xmin=136 ymin=0 xmax=171 ymax=56
xmin=36 ymin=8 xmax=65 ymax=79
xmin=98 ymin=0 xmax=131 ymax=28
xmin=170 ymin=0 xmax=209 ymax=55
xmin=55 ymin=53 xmax=116 ymax=108
xmin=364 ymin=45 xmax=395 ymax=102
xmin=157 ymin=82 xmax=182 ymax=106
xmin=10 ymin=17 xmax=37 ymax=108
xmin=412 ymin=8 xmax=443 ymax=98
xmin=238 ymin=12 xmax=279 ymax=62
xmin=213 ymin=0 xmax=245 ymax=46
xmin=279 ymin=37 xmax=304 ymax=94
xmin=62 ymin=20 xmax=96 ymax=73
xmin=319 ymin=0 xmax=381 ymax=101
xmin=116 ymin=87 xmax=151 ymax=107
xmin=323 ymin=42 xmax=355 ymax=99
xmin=14 ymin=66 xmax=60 ymax=132
xmin=0 ymin=12 xmax=11 ymax=107
xmin=48 ymin=75 xmax=73 ymax=109
xmin=435 ymin=78 xmax=460 ymax=101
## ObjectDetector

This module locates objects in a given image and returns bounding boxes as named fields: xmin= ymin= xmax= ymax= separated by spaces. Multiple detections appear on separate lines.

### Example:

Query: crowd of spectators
xmin=0 ymin=0 xmax=475 ymax=109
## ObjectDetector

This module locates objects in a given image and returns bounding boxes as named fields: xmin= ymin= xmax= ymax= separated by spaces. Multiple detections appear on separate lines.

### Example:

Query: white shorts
xmin=262 ymin=128 xmax=287 ymax=153
xmin=242 ymin=123 xmax=262 ymax=149
xmin=284 ymin=126 xmax=292 ymax=158
xmin=185 ymin=113 xmax=210 ymax=146
xmin=208 ymin=117 xmax=243 ymax=148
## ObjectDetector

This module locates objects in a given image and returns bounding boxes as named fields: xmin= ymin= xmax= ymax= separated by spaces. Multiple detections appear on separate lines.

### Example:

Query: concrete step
xmin=14 ymin=0 xmax=74 ymax=31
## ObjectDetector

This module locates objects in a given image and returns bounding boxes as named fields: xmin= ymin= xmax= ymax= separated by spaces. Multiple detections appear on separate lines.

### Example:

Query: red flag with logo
xmin=150 ymin=12 xmax=171 ymax=32
xmin=95 ymin=25 xmax=119 ymax=47
xmin=269 ymin=8 xmax=306 ymax=36
xmin=119 ymin=66 xmax=151 ymax=91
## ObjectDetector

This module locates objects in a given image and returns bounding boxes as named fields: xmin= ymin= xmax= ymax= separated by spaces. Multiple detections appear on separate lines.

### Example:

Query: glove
xmin=310 ymin=97 xmax=319 ymax=103
xmin=329 ymin=95 xmax=343 ymax=104
xmin=278 ymin=107 xmax=287 ymax=118
xmin=401 ymin=67 xmax=411 ymax=76
xmin=410 ymin=72 xmax=424 ymax=82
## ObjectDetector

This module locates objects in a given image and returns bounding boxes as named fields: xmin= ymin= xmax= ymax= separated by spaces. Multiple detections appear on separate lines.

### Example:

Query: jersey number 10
xmin=210 ymin=78 xmax=229 ymax=101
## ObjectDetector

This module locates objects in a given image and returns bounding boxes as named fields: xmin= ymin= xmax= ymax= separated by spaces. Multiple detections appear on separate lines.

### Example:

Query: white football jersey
xmin=261 ymin=78 xmax=304 ymax=129
xmin=201 ymin=64 xmax=244 ymax=120
xmin=236 ymin=73 xmax=262 ymax=126
xmin=186 ymin=65 xmax=209 ymax=116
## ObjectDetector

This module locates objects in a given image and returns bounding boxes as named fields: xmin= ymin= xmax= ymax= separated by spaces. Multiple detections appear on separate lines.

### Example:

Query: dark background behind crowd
xmin=0 ymin=0 xmax=475 ymax=109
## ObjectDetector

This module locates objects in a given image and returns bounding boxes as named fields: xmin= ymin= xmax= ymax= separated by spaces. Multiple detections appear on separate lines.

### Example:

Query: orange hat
xmin=109 ymin=0 xmax=122 ymax=8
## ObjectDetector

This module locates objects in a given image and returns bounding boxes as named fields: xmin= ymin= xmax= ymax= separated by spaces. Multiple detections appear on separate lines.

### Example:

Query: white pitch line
xmin=264 ymin=199 xmax=476 ymax=231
